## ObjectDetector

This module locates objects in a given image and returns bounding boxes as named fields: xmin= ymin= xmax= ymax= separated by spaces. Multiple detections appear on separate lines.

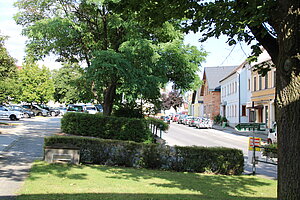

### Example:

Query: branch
xmin=248 ymin=24 xmax=279 ymax=63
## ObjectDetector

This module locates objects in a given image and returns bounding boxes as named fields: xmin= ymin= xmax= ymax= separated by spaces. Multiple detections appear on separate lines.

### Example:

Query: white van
xmin=267 ymin=122 xmax=277 ymax=144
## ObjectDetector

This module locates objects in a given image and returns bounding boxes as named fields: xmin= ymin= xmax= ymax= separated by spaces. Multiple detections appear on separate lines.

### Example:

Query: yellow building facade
xmin=251 ymin=61 xmax=276 ymax=128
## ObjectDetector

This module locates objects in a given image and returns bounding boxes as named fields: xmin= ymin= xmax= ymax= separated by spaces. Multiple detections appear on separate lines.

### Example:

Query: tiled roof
xmin=204 ymin=66 xmax=237 ymax=90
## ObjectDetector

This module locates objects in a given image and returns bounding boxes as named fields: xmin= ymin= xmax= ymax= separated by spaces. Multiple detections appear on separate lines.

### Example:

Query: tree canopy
xmin=18 ymin=62 xmax=54 ymax=104
xmin=52 ymin=63 xmax=87 ymax=104
xmin=15 ymin=0 xmax=207 ymax=115
xmin=0 ymin=34 xmax=18 ymax=103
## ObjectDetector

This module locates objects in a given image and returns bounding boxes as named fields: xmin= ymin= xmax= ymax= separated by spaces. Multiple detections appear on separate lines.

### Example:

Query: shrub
xmin=44 ymin=136 xmax=244 ymax=175
xmin=113 ymin=104 xmax=144 ymax=118
xmin=146 ymin=117 xmax=169 ymax=131
xmin=262 ymin=143 xmax=278 ymax=158
xmin=213 ymin=114 xmax=222 ymax=124
xmin=61 ymin=112 xmax=152 ymax=143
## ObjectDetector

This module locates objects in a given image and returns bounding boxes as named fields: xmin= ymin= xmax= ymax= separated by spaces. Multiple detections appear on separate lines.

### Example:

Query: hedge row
xmin=61 ymin=112 xmax=153 ymax=143
xmin=44 ymin=136 xmax=244 ymax=175
xmin=146 ymin=117 xmax=169 ymax=131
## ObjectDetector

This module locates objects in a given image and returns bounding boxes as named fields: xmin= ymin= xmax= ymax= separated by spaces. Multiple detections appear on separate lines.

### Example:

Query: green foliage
xmin=113 ymin=103 xmax=144 ymax=118
xmin=221 ymin=116 xmax=228 ymax=123
xmin=146 ymin=117 xmax=169 ymax=132
xmin=213 ymin=114 xmax=222 ymax=124
xmin=0 ymin=34 xmax=18 ymax=103
xmin=61 ymin=112 xmax=152 ymax=143
xmin=172 ymin=146 xmax=244 ymax=175
xmin=14 ymin=0 xmax=206 ymax=115
xmin=17 ymin=62 xmax=54 ymax=103
xmin=262 ymin=143 xmax=278 ymax=158
xmin=52 ymin=63 xmax=89 ymax=104
xmin=44 ymin=135 xmax=244 ymax=175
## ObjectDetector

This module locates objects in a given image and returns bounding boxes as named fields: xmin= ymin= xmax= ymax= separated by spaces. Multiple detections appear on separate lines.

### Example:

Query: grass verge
xmin=17 ymin=161 xmax=277 ymax=200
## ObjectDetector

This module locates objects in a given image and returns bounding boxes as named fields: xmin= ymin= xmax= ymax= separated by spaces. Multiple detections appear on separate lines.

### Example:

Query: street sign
xmin=248 ymin=137 xmax=261 ymax=151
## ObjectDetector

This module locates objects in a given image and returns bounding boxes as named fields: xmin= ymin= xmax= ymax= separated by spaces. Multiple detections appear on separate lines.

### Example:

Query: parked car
xmin=267 ymin=122 xmax=277 ymax=144
xmin=85 ymin=105 xmax=98 ymax=114
xmin=8 ymin=105 xmax=35 ymax=118
xmin=21 ymin=104 xmax=49 ymax=116
xmin=37 ymin=104 xmax=60 ymax=117
xmin=188 ymin=117 xmax=197 ymax=127
xmin=178 ymin=115 xmax=188 ymax=124
xmin=0 ymin=105 xmax=24 ymax=120
xmin=173 ymin=114 xmax=180 ymax=122
xmin=183 ymin=116 xmax=193 ymax=125
xmin=94 ymin=104 xmax=103 ymax=112
xmin=195 ymin=118 xmax=213 ymax=129
xmin=57 ymin=107 xmax=67 ymax=116
xmin=160 ymin=116 xmax=170 ymax=124
xmin=67 ymin=104 xmax=86 ymax=113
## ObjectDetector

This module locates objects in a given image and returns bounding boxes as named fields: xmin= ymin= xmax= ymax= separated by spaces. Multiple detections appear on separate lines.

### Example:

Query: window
xmin=235 ymin=82 xmax=237 ymax=93
xmin=274 ymin=71 xmax=276 ymax=87
xmin=265 ymin=106 xmax=269 ymax=126
xmin=259 ymin=76 xmax=262 ymax=90
xmin=248 ymin=79 xmax=250 ymax=90
xmin=265 ymin=72 xmax=269 ymax=89
xmin=242 ymin=105 xmax=246 ymax=116
xmin=254 ymin=77 xmax=257 ymax=91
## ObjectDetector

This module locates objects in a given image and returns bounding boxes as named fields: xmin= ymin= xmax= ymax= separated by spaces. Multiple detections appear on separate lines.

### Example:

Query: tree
xmin=52 ymin=63 xmax=88 ymax=104
xmin=18 ymin=62 xmax=54 ymax=104
xmin=161 ymin=90 xmax=184 ymax=112
xmin=15 ymin=0 xmax=206 ymax=115
xmin=0 ymin=34 xmax=18 ymax=103
xmin=117 ymin=0 xmax=300 ymax=198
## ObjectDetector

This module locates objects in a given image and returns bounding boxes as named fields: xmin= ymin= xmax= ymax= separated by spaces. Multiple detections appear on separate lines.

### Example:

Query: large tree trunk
xmin=103 ymin=83 xmax=117 ymax=116
xmin=276 ymin=1 xmax=300 ymax=199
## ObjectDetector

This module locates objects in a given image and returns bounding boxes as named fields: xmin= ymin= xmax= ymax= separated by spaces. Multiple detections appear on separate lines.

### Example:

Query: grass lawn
xmin=17 ymin=161 xmax=277 ymax=200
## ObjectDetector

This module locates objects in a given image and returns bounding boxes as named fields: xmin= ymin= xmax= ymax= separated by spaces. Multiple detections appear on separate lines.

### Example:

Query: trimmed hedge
xmin=61 ymin=112 xmax=153 ymax=143
xmin=44 ymin=136 xmax=244 ymax=175
xmin=146 ymin=117 xmax=169 ymax=131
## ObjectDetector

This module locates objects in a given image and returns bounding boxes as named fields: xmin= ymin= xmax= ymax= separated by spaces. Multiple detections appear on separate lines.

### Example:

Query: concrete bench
xmin=44 ymin=145 xmax=80 ymax=164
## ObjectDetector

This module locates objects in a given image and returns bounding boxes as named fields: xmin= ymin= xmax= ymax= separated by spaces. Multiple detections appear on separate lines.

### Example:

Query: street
xmin=162 ymin=122 xmax=277 ymax=180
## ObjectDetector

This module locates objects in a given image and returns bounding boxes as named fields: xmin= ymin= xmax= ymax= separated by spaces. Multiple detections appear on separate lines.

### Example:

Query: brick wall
xmin=203 ymin=91 xmax=221 ymax=119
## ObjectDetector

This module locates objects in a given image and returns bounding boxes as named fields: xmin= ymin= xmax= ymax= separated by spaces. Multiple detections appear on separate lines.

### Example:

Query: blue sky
xmin=0 ymin=1 xmax=254 ymax=70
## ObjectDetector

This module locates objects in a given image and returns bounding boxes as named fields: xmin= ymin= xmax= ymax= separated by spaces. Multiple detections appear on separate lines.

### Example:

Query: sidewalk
xmin=0 ymin=124 xmax=25 ymax=153
xmin=213 ymin=124 xmax=268 ymax=141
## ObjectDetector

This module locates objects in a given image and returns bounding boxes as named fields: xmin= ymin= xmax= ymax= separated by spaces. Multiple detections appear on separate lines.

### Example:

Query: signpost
xmin=243 ymin=123 xmax=262 ymax=175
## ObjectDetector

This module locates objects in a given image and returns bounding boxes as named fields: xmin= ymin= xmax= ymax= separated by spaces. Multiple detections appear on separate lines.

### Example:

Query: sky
xmin=0 ymin=1 xmax=254 ymax=72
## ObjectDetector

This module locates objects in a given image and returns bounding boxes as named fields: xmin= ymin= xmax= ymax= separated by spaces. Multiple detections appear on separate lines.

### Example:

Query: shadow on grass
xmin=23 ymin=162 xmax=276 ymax=200
xmin=27 ymin=162 xmax=87 ymax=181
xmin=15 ymin=193 xmax=276 ymax=200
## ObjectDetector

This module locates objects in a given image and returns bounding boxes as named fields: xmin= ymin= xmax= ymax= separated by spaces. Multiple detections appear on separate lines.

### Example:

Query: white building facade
xmin=220 ymin=62 xmax=252 ymax=127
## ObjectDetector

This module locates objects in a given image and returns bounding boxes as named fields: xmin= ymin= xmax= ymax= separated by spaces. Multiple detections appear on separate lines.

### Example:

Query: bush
xmin=262 ymin=143 xmax=278 ymax=158
xmin=213 ymin=114 xmax=222 ymax=124
xmin=44 ymin=136 xmax=244 ymax=175
xmin=146 ymin=117 xmax=169 ymax=131
xmin=61 ymin=112 xmax=153 ymax=143
xmin=113 ymin=104 xmax=144 ymax=118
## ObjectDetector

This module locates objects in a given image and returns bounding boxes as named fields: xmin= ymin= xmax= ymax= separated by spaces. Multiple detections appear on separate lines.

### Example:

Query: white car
xmin=0 ymin=105 xmax=24 ymax=120
xmin=267 ymin=122 xmax=277 ymax=144
xmin=85 ymin=105 xmax=98 ymax=114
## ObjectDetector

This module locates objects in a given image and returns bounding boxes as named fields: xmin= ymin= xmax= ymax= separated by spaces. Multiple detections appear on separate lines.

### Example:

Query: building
xmin=220 ymin=62 xmax=252 ymax=127
xmin=199 ymin=66 xmax=237 ymax=119
xmin=189 ymin=88 xmax=204 ymax=117
xmin=250 ymin=51 xmax=276 ymax=128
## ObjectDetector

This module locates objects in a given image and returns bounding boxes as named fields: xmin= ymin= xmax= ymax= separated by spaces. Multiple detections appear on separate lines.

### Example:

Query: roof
xmin=219 ymin=61 xmax=247 ymax=83
xmin=204 ymin=66 xmax=237 ymax=91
